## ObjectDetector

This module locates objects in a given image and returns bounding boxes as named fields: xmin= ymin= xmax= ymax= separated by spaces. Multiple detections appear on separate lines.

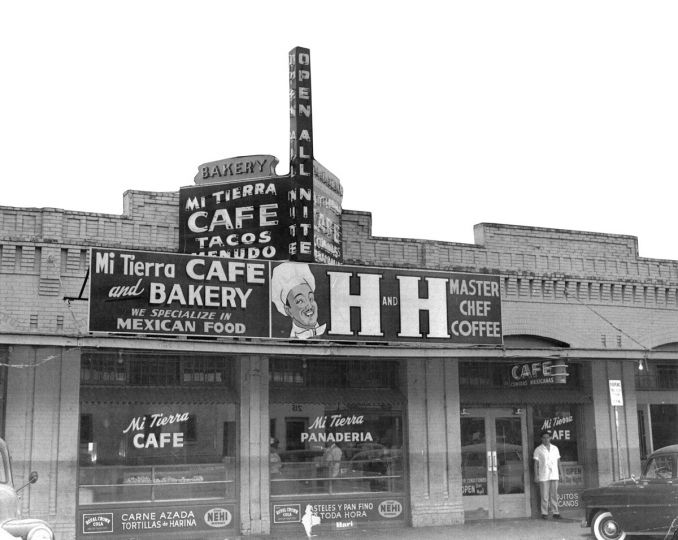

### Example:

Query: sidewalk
xmin=245 ymin=517 xmax=591 ymax=540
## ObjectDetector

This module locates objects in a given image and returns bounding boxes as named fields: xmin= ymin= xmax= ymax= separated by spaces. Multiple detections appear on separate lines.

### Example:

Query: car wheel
xmin=591 ymin=510 xmax=626 ymax=540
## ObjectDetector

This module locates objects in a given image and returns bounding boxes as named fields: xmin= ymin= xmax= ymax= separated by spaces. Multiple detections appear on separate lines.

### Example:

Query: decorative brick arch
xmin=503 ymin=319 xmax=576 ymax=347
xmin=633 ymin=325 xmax=678 ymax=349
xmin=646 ymin=331 xmax=678 ymax=350
xmin=503 ymin=334 xmax=570 ymax=348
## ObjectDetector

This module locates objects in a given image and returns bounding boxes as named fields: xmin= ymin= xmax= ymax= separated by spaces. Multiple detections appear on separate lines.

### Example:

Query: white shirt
xmin=290 ymin=322 xmax=326 ymax=339
xmin=533 ymin=443 xmax=561 ymax=481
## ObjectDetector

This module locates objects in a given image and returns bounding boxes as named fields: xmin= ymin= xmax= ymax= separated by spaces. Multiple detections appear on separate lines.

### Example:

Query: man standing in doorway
xmin=533 ymin=429 xmax=563 ymax=519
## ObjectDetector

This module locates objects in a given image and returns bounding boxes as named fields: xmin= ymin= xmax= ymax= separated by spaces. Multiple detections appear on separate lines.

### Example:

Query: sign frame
xmin=88 ymin=248 xmax=503 ymax=345
xmin=608 ymin=380 xmax=624 ymax=406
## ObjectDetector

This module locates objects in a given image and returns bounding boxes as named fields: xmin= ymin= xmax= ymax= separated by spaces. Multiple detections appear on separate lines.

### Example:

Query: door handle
xmin=487 ymin=451 xmax=497 ymax=472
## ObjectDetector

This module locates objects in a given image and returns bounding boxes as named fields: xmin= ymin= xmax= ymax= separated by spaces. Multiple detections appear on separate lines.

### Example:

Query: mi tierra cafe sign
xmin=89 ymin=249 xmax=502 ymax=344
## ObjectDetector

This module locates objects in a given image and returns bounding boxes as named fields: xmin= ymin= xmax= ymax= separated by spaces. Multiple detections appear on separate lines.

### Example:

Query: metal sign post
xmin=609 ymin=380 xmax=624 ymax=480
xmin=614 ymin=406 xmax=623 ymax=480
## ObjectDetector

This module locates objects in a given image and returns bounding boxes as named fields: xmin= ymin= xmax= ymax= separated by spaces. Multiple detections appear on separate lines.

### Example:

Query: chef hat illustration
xmin=271 ymin=262 xmax=316 ymax=316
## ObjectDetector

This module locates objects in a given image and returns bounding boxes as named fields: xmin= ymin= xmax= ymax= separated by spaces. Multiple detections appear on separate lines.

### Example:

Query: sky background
xmin=1 ymin=2 xmax=677 ymax=259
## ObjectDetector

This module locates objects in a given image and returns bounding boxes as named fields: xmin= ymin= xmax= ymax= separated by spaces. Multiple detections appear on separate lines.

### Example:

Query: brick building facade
xmin=0 ymin=177 xmax=676 ymax=538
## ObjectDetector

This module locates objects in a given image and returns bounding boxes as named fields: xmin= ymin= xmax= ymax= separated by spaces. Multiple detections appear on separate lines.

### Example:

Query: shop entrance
xmin=461 ymin=408 xmax=530 ymax=520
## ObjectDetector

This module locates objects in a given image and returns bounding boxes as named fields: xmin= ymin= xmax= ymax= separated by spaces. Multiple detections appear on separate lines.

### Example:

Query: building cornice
xmin=0 ymin=332 xmax=665 ymax=360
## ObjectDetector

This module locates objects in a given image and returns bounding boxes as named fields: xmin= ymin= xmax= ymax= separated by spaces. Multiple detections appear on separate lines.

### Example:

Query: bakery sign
xmin=88 ymin=248 xmax=502 ymax=345
xmin=302 ymin=414 xmax=372 ymax=445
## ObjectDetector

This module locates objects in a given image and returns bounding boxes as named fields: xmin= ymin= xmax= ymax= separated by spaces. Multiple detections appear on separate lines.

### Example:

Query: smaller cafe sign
xmin=504 ymin=360 xmax=568 ymax=387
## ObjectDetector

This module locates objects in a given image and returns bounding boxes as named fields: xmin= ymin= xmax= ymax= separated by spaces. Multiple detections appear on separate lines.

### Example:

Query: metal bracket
xmin=63 ymin=267 xmax=90 ymax=302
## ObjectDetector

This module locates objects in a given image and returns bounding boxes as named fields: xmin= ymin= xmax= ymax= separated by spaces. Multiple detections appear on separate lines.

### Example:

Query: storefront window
xmin=533 ymin=404 xmax=582 ymax=515
xmin=78 ymin=352 xmax=237 ymax=506
xmin=532 ymin=405 xmax=577 ymax=461
xmin=268 ymin=358 xmax=407 ymax=527
xmin=0 ymin=349 xmax=7 ymax=438
xmin=650 ymin=404 xmax=678 ymax=449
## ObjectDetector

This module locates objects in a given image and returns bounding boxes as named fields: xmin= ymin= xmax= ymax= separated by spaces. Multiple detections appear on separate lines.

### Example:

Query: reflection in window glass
xmin=495 ymin=417 xmax=524 ymax=495
xmin=270 ymin=408 xmax=404 ymax=496
xmin=460 ymin=417 xmax=487 ymax=497
xmin=650 ymin=405 xmax=678 ymax=450
xmin=78 ymin=352 xmax=237 ymax=505
xmin=269 ymin=358 xmax=405 ymax=498
xmin=638 ymin=409 xmax=649 ymax=461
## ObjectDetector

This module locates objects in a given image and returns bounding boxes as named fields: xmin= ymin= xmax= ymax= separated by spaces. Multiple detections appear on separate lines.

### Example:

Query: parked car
xmin=349 ymin=446 xmax=403 ymax=491
xmin=581 ymin=444 xmax=678 ymax=540
xmin=0 ymin=437 xmax=54 ymax=540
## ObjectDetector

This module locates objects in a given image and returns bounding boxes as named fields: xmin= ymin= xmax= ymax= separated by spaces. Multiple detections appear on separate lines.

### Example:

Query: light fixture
xmin=638 ymin=353 xmax=649 ymax=372
xmin=513 ymin=407 xmax=524 ymax=415
xmin=460 ymin=408 xmax=470 ymax=416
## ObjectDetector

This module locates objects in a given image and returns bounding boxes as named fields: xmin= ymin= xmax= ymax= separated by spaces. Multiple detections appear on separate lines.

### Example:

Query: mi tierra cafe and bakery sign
xmin=88 ymin=249 xmax=502 ymax=344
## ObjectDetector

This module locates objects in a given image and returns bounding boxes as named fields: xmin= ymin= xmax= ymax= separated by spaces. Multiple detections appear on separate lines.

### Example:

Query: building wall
xmin=406 ymin=358 xmax=463 ymax=526
xmin=3 ymin=198 xmax=678 ymax=349
xmin=4 ymin=345 xmax=80 ymax=539
xmin=1 ymin=190 xmax=677 ymax=533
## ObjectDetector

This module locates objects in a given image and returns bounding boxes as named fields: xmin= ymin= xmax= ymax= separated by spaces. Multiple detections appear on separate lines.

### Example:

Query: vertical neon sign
xmin=288 ymin=46 xmax=314 ymax=262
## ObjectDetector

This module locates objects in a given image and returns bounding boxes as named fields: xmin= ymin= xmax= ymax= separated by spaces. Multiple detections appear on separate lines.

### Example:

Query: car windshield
xmin=643 ymin=455 xmax=675 ymax=480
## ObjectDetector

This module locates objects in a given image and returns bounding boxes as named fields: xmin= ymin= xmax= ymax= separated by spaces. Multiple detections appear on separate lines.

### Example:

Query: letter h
xmin=327 ymin=272 xmax=383 ymax=336
xmin=396 ymin=276 xmax=450 ymax=338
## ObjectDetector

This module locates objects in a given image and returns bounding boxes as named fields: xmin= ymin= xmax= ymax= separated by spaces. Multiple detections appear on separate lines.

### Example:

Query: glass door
xmin=461 ymin=408 xmax=530 ymax=520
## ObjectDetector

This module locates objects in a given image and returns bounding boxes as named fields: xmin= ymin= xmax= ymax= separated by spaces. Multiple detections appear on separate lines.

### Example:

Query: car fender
xmin=2 ymin=517 xmax=53 ymax=539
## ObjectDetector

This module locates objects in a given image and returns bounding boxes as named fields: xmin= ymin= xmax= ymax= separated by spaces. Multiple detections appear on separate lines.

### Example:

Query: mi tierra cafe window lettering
xmin=78 ymin=352 xmax=237 ymax=505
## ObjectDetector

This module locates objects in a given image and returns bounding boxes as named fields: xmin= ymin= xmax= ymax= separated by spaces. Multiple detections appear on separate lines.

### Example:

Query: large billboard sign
xmin=89 ymin=249 xmax=502 ymax=344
